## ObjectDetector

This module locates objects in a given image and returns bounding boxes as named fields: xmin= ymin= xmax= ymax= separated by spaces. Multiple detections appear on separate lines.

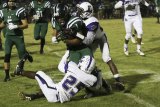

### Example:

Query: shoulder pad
xmin=16 ymin=7 xmax=25 ymax=17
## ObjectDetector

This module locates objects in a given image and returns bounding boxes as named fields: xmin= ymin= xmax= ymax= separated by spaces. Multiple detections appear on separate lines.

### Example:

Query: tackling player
xmin=14 ymin=54 xmax=97 ymax=103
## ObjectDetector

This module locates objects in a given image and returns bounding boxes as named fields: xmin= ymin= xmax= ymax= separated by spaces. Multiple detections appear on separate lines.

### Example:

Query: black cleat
xmin=13 ymin=63 xmax=24 ymax=76
xmin=23 ymin=52 xmax=33 ymax=62
xmin=4 ymin=76 xmax=11 ymax=82
xmin=0 ymin=44 xmax=3 ymax=51
xmin=114 ymin=82 xmax=125 ymax=91
xmin=40 ymin=49 xmax=44 ymax=54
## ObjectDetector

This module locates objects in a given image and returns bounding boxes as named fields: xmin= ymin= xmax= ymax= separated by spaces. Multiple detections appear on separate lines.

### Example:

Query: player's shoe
xmin=4 ymin=76 xmax=10 ymax=82
xmin=137 ymin=49 xmax=145 ymax=56
xmin=40 ymin=48 xmax=44 ymax=54
xmin=114 ymin=82 xmax=125 ymax=91
xmin=124 ymin=47 xmax=129 ymax=56
xmin=19 ymin=92 xmax=34 ymax=101
xmin=13 ymin=52 xmax=33 ymax=76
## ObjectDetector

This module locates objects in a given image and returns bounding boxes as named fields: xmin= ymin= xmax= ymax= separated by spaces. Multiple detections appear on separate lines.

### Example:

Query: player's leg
xmin=124 ymin=17 xmax=132 ymax=56
xmin=35 ymin=71 xmax=59 ymax=102
xmin=84 ymin=67 xmax=112 ymax=99
xmin=99 ymin=36 xmax=125 ymax=90
xmin=0 ymin=33 xmax=3 ymax=50
xmin=131 ymin=28 xmax=137 ymax=44
xmin=34 ymin=23 xmax=41 ymax=54
xmin=40 ymin=22 xmax=48 ymax=54
xmin=133 ymin=17 xmax=145 ymax=56
xmin=3 ymin=37 xmax=13 ymax=82
xmin=58 ymin=50 xmax=69 ymax=73
xmin=19 ymin=90 xmax=44 ymax=101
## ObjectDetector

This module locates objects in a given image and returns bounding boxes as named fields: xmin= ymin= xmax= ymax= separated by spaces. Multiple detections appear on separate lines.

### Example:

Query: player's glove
xmin=8 ymin=23 xmax=18 ymax=30
xmin=33 ymin=15 xmax=40 ymax=20
xmin=52 ymin=36 xmax=58 ymax=44
xmin=56 ymin=31 xmax=67 ymax=42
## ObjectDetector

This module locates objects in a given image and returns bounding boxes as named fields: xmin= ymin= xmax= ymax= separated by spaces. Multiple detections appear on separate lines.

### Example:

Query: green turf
xmin=0 ymin=17 xmax=160 ymax=107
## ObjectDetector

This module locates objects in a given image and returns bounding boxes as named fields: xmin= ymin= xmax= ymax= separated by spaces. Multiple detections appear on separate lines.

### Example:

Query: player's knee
xmin=4 ymin=54 xmax=11 ymax=62
xmin=58 ymin=62 xmax=67 ymax=73
xmin=137 ymin=33 xmax=143 ymax=38
xmin=34 ymin=36 xmax=40 ymax=40
xmin=125 ymin=33 xmax=132 ymax=40
xmin=102 ymin=56 xmax=111 ymax=63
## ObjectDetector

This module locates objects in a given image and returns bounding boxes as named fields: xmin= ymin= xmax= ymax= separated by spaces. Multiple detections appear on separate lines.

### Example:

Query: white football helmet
xmin=78 ymin=56 xmax=95 ymax=74
xmin=77 ymin=2 xmax=94 ymax=19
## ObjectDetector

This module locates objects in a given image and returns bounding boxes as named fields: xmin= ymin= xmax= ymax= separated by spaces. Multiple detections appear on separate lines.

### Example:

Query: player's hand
xmin=8 ymin=23 xmax=18 ymax=30
xmin=33 ymin=15 xmax=40 ymax=20
xmin=56 ymin=31 xmax=68 ymax=42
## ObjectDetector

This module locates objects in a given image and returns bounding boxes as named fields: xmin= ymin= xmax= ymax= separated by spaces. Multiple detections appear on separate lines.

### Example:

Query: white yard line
xmin=124 ymin=93 xmax=155 ymax=107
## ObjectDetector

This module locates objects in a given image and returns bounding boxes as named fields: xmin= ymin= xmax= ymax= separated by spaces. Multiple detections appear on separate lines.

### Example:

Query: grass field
xmin=0 ymin=17 xmax=160 ymax=107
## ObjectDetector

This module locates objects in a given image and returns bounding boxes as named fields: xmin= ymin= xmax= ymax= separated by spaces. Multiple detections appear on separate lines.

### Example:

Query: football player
xmin=15 ymin=55 xmax=97 ymax=103
xmin=114 ymin=0 xmax=149 ymax=56
xmin=52 ymin=3 xmax=112 ymax=97
xmin=58 ymin=2 xmax=125 ymax=91
xmin=29 ymin=0 xmax=51 ymax=54
xmin=0 ymin=0 xmax=7 ymax=50
xmin=0 ymin=0 xmax=31 ymax=82
xmin=155 ymin=0 xmax=160 ymax=23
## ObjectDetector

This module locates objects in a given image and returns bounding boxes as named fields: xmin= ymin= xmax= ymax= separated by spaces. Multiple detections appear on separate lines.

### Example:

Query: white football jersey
xmin=83 ymin=16 xmax=105 ymax=39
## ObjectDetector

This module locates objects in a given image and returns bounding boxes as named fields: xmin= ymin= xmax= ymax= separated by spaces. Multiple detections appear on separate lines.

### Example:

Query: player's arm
xmin=0 ymin=20 xmax=5 ymax=30
xmin=18 ymin=19 xmax=28 ymax=29
xmin=141 ymin=0 xmax=149 ymax=7
xmin=83 ymin=22 xmax=98 ymax=45
xmin=65 ymin=32 xmax=84 ymax=45
xmin=114 ymin=1 xmax=123 ymax=9
xmin=18 ymin=7 xmax=28 ymax=29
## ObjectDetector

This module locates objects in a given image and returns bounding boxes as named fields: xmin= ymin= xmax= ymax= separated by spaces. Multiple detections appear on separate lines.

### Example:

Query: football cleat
xmin=124 ymin=47 xmax=129 ymax=56
xmin=114 ymin=82 xmax=125 ymax=91
xmin=40 ymin=48 xmax=44 ymax=54
xmin=137 ymin=49 xmax=145 ymax=56
xmin=23 ymin=52 xmax=33 ymax=62
xmin=4 ymin=76 xmax=11 ymax=82
xmin=19 ymin=92 xmax=33 ymax=101
xmin=14 ymin=62 xmax=24 ymax=75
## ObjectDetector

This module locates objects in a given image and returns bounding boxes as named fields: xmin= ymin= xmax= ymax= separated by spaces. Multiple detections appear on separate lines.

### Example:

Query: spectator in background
xmin=155 ymin=0 xmax=160 ymax=23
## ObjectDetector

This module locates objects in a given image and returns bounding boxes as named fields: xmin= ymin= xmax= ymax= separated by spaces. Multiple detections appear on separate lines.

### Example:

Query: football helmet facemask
xmin=53 ymin=3 xmax=69 ymax=27
xmin=77 ymin=2 xmax=94 ymax=19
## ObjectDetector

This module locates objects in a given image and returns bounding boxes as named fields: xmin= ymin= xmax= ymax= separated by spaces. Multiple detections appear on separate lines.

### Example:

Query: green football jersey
xmin=0 ymin=7 xmax=27 ymax=36
xmin=155 ymin=0 xmax=160 ymax=6
xmin=0 ymin=2 xmax=7 ymax=10
xmin=53 ymin=16 xmax=87 ymax=51
xmin=30 ymin=0 xmax=51 ymax=22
